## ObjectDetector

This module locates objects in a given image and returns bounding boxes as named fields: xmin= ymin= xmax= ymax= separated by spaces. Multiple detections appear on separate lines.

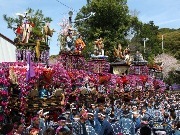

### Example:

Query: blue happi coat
xmin=119 ymin=117 xmax=135 ymax=135
xmin=98 ymin=119 xmax=115 ymax=135
xmin=111 ymin=121 xmax=122 ymax=135
xmin=72 ymin=121 xmax=97 ymax=135
xmin=87 ymin=118 xmax=102 ymax=134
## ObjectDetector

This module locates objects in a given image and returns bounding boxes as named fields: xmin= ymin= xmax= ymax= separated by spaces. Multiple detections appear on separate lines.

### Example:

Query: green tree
xmin=127 ymin=14 xmax=143 ymax=54
xmin=86 ymin=0 xmax=92 ymax=4
xmin=164 ymin=69 xmax=180 ymax=85
xmin=74 ymin=0 xmax=135 ymax=61
xmin=3 ymin=8 xmax=52 ymax=43
xmin=134 ymin=21 xmax=161 ymax=60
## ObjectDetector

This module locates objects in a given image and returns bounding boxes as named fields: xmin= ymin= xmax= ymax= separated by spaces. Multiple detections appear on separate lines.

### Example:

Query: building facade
xmin=0 ymin=33 xmax=16 ymax=63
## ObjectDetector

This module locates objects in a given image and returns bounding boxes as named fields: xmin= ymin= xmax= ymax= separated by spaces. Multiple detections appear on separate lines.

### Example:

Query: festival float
xmin=0 ymin=10 xmax=166 ymax=123
xmin=111 ymin=44 xmax=131 ymax=75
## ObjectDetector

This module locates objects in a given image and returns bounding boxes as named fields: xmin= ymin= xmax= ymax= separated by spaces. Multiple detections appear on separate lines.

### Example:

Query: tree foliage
xmin=164 ymin=70 xmax=180 ymax=85
xmin=74 ymin=0 xmax=140 ymax=61
xmin=141 ymin=21 xmax=160 ymax=54
xmin=3 ymin=8 xmax=52 ymax=40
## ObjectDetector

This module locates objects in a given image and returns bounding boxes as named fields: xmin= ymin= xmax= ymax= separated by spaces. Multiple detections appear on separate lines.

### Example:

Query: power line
xmin=55 ymin=0 xmax=78 ymax=12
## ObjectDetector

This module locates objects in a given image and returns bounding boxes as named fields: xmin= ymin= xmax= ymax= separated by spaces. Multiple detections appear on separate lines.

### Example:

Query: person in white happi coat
xmin=42 ymin=111 xmax=54 ymax=133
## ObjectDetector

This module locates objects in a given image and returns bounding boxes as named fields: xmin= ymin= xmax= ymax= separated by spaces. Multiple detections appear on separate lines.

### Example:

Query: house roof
xmin=0 ymin=33 xmax=14 ymax=45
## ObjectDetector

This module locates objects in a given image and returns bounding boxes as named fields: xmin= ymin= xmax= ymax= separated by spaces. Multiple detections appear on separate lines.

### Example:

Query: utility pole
xmin=143 ymin=38 xmax=149 ymax=53
xmin=162 ymin=35 xmax=164 ymax=53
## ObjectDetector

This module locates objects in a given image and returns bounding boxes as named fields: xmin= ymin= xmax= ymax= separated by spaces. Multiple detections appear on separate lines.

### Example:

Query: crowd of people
xmin=0 ymin=90 xmax=179 ymax=135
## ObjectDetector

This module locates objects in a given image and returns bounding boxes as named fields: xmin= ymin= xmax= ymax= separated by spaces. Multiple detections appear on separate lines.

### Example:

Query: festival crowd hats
xmin=58 ymin=116 xmax=67 ymax=122
xmin=132 ymin=111 xmax=139 ymax=115
xmin=37 ymin=109 xmax=43 ymax=114
xmin=43 ymin=111 xmax=49 ymax=116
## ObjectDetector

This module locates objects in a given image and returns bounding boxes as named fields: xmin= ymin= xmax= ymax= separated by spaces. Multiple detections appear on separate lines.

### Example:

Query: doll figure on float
xmin=114 ymin=44 xmax=132 ymax=65
xmin=43 ymin=23 xmax=55 ymax=44
xmin=75 ymin=34 xmax=86 ymax=55
xmin=91 ymin=38 xmax=108 ymax=58
xmin=65 ymin=28 xmax=75 ymax=52
xmin=39 ymin=85 xmax=48 ymax=99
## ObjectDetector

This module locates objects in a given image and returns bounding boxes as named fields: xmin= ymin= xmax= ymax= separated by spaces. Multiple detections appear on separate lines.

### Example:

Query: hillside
xmin=158 ymin=28 xmax=180 ymax=60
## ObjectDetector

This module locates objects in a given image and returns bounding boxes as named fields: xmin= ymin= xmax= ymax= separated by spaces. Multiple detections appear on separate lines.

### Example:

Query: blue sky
xmin=0 ymin=0 xmax=180 ymax=55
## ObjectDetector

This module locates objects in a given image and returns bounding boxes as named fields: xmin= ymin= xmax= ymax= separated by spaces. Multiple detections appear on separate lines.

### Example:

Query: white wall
xmin=0 ymin=36 xmax=16 ymax=62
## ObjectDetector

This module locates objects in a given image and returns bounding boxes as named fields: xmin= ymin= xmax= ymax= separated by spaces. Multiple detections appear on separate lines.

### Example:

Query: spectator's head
xmin=132 ymin=105 xmax=138 ymax=111
xmin=122 ymin=108 xmax=129 ymax=117
xmin=14 ymin=122 xmax=25 ymax=134
xmin=58 ymin=116 xmax=67 ymax=126
xmin=154 ymin=104 xmax=160 ymax=109
xmin=0 ymin=124 xmax=14 ymax=135
xmin=32 ymin=116 xmax=40 ymax=127
xmin=170 ymin=111 xmax=176 ymax=120
xmin=37 ymin=109 xmax=43 ymax=117
xmin=29 ymin=128 xmax=39 ymax=135
xmin=58 ymin=127 xmax=71 ymax=135
xmin=43 ymin=128 xmax=55 ymax=135
xmin=163 ymin=112 xmax=169 ymax=119
xmin=88 ymin=111 xmax=94 ymax=121
xmin=91 ymin=104 xmax=96 ymax=109
xmin=109 ymin=113 xmax=116 ymax=122
xmin=98 ymin=112 xmax=106 ymax=121
xmin=132 ymin=111 xmax=139 ymax=118
xmin=97 ymin=97 xmax=105 ymax=111
xmin=155 ymin=131 xmax=166 ymax=135
xmin=80 ymin=110 xmax=88 ymax=120
xmin=98 ymin=103 xmax=104 ymax=111
xmin=175 ymin=121 xmax=180 ymax=130
xmin=141 ymin=106 xmax=147 ymax=113
xmin=43 ymin=111 xmax=50 ymax=120
xmin=140 ymin=126 xmax=151 ymax=135
xmin=73 ymin=114 xmax=80 ymax=122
